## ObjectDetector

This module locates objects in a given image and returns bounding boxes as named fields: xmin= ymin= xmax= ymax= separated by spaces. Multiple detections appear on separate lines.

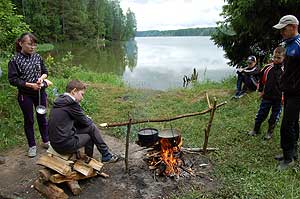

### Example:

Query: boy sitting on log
xmin=48 ymin=80 xmax=118 ymax=163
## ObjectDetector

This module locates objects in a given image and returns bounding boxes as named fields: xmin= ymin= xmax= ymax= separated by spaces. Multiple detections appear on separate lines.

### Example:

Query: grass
xmin=1 ymin=56 xmax=300 ymax=198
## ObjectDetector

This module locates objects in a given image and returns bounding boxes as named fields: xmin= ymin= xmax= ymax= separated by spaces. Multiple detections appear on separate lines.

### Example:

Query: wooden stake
xmin=202 ymin=97 xmax=217 ymax=155
xmin=125 ymin=116 xmax=132 ymax=173
xmin=206 ymin=92 xmax=211 ymax=108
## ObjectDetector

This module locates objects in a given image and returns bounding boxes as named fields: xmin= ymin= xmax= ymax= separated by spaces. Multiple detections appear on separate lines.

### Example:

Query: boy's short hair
xmin=66 ymin=80 xmax=87 ymax=93
xmin=274 ymin=46 xmax=286 ymax=55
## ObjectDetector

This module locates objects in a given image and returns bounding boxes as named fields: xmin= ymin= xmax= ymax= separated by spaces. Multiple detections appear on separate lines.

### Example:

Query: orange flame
xmin=159 ymin=136 xmax=183 ymax=176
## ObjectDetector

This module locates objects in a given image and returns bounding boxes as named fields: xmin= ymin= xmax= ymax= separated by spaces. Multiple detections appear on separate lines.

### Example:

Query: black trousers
xmin=280 ymin=96 xmax=300 ymax=161
xmin=75 ymin=124 xmax=109 ymax=157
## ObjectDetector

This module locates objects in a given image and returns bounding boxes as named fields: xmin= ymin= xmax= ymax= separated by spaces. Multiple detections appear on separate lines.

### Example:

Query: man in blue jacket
xmin=273 ymin=15 xmax=300 ymax=170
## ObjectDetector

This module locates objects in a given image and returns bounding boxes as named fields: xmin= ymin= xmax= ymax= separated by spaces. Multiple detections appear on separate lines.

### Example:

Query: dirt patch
xmin=0 ymin=134 xmax=216 ymax=199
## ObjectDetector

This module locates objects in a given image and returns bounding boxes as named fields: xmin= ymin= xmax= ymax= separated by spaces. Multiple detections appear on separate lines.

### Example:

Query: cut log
xmin=87 ymin=158 xmax=104 ymax=171
xmin=34 ymin=178 xmax=68 ymax=199
xmin=73 ymin=160 xmax=94 ymax=176
xmin=36 ymin=155 xmax=73 ymax=176
xmin=39 ymin=169 xmax=53 ymax=181
xmin=49 ymin=171 xmax=97 ymax=184
xmin=65 ymin=181 xmax=81 ymax=196
xmin=47 ymin=145 xmax=73 ymax=161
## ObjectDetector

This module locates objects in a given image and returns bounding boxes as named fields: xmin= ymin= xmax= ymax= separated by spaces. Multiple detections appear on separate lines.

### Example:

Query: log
xmin=47 ymin=145 xmax=73 ymax=161
xmin=73 ymin=160 xmax=94 ymax=176
xmin=34 ymin=178 xmax=68 ymax=199
xmin=49 ymin=171 xmax=97 ymax=184
xmin=39 ymin=169 xmax=53 ymax=181
xmin=36 ymin=155 xmax=73 ymax=176
xmin=65 ymin=181 xmax=81 ymax=196
xmin=182 ymin=147 xmax=218 ymax=153
xmin=87 ymin=158 xmax=104 ymax=171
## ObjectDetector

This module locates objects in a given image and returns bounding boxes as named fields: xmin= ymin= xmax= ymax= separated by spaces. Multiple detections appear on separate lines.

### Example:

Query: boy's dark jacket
xmin=48 ymin=94 xmax=93 ymax=153
xmin=258 ymin=63 xmax=283 ymax=101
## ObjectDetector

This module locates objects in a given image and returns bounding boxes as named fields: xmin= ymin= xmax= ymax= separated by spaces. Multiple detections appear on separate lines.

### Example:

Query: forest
xmin=1 ymin=0 xmax=137 ymax=53
xmin=136 ymin=27 xmax=216 ymax=37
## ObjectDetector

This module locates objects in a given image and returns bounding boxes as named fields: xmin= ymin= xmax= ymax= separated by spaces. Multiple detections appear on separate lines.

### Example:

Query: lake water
xmin=51 ymin=36 xmax=234 ymax=90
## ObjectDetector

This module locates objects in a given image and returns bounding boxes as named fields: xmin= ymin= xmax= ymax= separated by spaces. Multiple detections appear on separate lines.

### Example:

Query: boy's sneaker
xmin=28 ymin=146 xmax=37 ymax=158
xmin=41 ymin=141 xmax=50 ymax=149
xmin=102 ymin=153 xmax=119 ymax=163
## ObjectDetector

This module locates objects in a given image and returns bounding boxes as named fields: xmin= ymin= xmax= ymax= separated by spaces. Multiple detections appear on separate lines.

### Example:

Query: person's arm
xmin=8 ymin=60 xmax=26 ymax=88
xmin=37 ymin=57 xmax=48 ymax=84
xmin=70 ymin=103 xmax=93 ymax=128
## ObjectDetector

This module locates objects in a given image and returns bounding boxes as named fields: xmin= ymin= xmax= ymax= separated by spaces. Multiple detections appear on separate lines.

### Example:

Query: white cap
xmin=273 ymin=15 xmax=299 ymax=29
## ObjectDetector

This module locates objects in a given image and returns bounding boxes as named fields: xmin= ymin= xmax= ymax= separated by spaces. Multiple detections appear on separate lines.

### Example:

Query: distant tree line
xmin=135 ymin=27 xmax=216 ymax=37
xmin=10 ymin=0 xmax=136 ymax=43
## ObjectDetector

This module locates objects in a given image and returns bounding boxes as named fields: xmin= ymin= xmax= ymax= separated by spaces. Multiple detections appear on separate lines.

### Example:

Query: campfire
xmin=144 ymin=129 xmax=194 ymax=178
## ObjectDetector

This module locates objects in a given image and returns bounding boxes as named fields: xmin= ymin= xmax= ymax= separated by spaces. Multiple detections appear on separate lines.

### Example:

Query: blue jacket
xmin=281 ymin=34 xmax=300 ymax=97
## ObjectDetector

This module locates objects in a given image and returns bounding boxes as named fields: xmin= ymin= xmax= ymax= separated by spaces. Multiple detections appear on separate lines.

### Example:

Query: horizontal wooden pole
xmin=101 ymin=101 xmax=227 ymax=128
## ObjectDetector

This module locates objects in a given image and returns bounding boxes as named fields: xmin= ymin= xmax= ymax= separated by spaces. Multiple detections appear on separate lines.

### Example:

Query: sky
xmin=120 ymin=0 xmax=226 ymax=31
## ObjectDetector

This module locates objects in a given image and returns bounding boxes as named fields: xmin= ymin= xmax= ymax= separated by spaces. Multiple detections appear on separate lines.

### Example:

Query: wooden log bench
xmin=34 ymin=144 xmax=108 ymax=199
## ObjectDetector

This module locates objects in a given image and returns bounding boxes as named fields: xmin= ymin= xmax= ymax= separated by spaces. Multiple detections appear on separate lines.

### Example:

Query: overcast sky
xmin=120 ymin=0 xmax=225 ymax=31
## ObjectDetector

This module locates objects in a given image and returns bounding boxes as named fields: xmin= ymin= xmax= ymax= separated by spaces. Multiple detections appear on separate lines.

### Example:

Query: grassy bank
xmin=0 ymin=56 xmax=299 ymax=198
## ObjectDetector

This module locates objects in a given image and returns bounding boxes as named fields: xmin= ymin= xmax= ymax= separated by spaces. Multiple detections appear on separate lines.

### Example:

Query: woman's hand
xmin=26 ymin=82 xmax=42 ymax=91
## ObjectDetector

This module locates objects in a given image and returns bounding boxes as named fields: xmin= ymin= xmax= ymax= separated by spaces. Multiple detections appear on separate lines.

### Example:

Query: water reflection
xmin=48 ymin=37 xmax=234 ymax=90
xmin=49 ymin=41 xmax=137 ymax=76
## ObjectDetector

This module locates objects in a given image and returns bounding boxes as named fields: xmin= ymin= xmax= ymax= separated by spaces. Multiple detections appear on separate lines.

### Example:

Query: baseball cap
xmin=247 ymin=56 xmax=256 ymax=63
xmin=273 ymin=15 xmax=299 ymax=29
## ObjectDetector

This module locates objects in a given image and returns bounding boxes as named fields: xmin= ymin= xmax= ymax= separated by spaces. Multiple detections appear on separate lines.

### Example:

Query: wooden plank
xmin=36 ymin=155 xmax=73 ymax=176
xmin=34 ymin=178 xmax=69 ymax=199
xmin=65 ymin=181 xmax=82 ymax=196
xmin=87 ymin=158 xmax=104 ymax=171
xmin=39 ymin=169 xmax=52 ymax=181
xmin=73 ymin=160 xmax=94 ymax=176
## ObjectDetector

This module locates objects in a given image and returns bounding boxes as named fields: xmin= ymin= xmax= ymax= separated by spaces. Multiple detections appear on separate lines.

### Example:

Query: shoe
xmin=102 ymin=153 xmax=119 ymax=163
xmin=274 ymin=154 xmax=298 ymax=161
xmin=277 ymin=159 xmax=295 ymax=171
xmin=41 ymin=141 xmax=49 ymax=149
xmin=28 ymin=146 xmax=37 ymax=158
xmin=264 ymin=133 xmax=273 ymax=140
xmin=248 ymin=130 xmax=258 ymax=136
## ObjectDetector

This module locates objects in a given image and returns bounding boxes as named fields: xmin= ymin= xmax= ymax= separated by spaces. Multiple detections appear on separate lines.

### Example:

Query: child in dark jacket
xmin=48 ymin=80 xmax=118 ymax=163
xmin=248 ymin=47 xmax=285 ymax=139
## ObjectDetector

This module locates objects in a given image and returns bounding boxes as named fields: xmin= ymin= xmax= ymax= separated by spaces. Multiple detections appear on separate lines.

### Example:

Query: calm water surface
xmin=51 ymin=36 xmax=234 ymax=90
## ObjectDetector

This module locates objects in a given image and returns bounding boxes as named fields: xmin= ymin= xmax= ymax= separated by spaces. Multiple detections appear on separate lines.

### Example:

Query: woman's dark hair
xmin=66 ymin=80 xmax=87 ymax=93
xmin=15 ymin=32 xmax=37 ymax=52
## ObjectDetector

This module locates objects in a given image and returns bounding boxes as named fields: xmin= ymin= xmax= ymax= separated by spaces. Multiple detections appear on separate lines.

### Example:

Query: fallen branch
xmin=182 ymin=147 xmax=218 ymax=153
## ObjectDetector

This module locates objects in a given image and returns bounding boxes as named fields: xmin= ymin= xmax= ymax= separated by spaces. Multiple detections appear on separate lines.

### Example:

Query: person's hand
xmin=37 ymin=77 xmax=43 ymax=84
xmin=237 ymin=68 xmax=244 ymax=73
xmin=30 ymin=83 xmax=42 ymax=91
xmin=258 ymin=92 xmax=264 ymax=98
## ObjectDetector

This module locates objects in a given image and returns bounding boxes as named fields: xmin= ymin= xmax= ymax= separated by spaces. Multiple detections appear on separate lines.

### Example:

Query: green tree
xmin=124 ymin=8 xmax=137 ymax=39
xmin=211 ymin=0 xmax=300 ymax=67
xmin=0 ymin=0 xmax=30 ymax=53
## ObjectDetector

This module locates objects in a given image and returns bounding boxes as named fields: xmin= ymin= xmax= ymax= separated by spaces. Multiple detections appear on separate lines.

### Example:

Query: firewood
xmin=146 ymin=152 xmax=160 ymax=158
xmin=65 ymin=181 xmax=81 ymax=196
xmin=36 ymin=155 xmax=73 ymax=176
xmin=182 ymin=147 xmax=218 ymax=153
xmin=98 ymin=172 xmax=110 ymax=178
xmin=34 ymin=178 xmax=68 ymax=199
xmin=39 ymin=169 xmax=53 ymax=181
xmin=47 ymin=145 xmax=73 ymax=161
xmin=73 ymin=160 xmax=94 ymax=176
xmin=49 ymin=171 xmax=97 ymax=184
xmin=149 ymin=166 xmax=157 ymax=170
xmin=87 ymin=158 xmax=104 ymax=171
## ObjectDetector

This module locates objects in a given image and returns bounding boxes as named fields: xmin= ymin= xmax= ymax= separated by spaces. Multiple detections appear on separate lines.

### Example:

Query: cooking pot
xmin=137 ymin=128 xmax=159 ymax=147
xmin=158 ymin=129 xmax=182 ymax=147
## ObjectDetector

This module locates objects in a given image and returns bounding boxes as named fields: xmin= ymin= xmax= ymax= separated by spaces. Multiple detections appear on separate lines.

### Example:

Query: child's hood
xmin=53 ymin=94 xmax=77 ymax=108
